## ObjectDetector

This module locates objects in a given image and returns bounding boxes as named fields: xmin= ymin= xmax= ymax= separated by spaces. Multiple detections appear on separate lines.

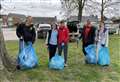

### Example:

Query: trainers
xmin=64 ymin=64 xmax=68 ymax=67
xmin=16 ymin=65 xmax=21 ymax=70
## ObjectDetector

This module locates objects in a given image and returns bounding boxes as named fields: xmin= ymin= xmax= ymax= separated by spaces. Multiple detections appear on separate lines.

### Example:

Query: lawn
xmin=4 ymin=35 xmax=120 ymax=82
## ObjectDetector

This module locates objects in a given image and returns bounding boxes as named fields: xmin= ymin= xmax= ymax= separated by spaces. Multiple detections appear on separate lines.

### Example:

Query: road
xmin=2 ymin=28 xmax=18 ymax=41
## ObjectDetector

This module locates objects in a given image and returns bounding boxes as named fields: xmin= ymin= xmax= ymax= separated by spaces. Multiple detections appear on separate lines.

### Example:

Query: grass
xmin=3 ymin=35 xmax=120 ymax=82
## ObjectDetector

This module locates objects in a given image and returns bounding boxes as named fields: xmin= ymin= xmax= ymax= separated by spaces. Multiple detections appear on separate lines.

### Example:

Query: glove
xmin=62 ymin=42 xmax=65 ymax=46
xmin=101 ymin=44 xmax=105 ymax=47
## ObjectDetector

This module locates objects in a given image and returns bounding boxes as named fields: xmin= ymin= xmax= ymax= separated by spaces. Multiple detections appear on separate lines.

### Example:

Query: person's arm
xmin=16 ymin=24 xmax=23 ymax=39
xmin=93 ymin=27 xmax=97 ymax=43
xmin=45 ymin=31 xmax=49 ymax=45
xmin=105 ymin=29 xmax=109 ymax=47
xmin=65 ymin=27 xmax=69 ymax=43
xmin=32 ymin=27 xmax=36 ymax=44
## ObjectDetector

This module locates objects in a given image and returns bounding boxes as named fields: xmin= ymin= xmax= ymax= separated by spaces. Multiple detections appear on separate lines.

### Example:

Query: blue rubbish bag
xmin=85 ymin=44 xmax=97 ymax=64
xmin=18 ymin=42 xmax=38 ymax=69
xmin=98 ymin=47 xmax=110 ymax=66
xmin=49 ymin=54 xmax=64 ymax=70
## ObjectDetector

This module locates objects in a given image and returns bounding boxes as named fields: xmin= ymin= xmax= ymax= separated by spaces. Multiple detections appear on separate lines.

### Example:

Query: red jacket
xmin=58 ymin=26 xmax=69 ymax=45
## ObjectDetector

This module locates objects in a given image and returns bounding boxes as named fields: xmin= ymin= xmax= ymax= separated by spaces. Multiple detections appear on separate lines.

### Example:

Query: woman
xmin=46 ymin=23 xmax=58 ymax=61
xmin=97 ymin=22 xmax=109 ymax=50
xmin=16 ymin=16 xmax=36 ymax=47
xmin=16 ymin=16 xmax=36 ymax=69
xmin=96 ymin=22 xmax=110 ymax=66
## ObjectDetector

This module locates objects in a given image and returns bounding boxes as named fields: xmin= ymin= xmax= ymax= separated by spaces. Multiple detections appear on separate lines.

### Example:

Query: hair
xmin=51 ymin=23 xmax=58 ymax=29
xmin=99 ymin=22 xmax=105 ymax=28
xmin=60 ymin=20 xmax=65 ymax=24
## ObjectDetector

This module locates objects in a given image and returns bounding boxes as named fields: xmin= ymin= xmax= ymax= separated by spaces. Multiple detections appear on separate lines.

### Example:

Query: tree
xmin=0 ymin=4 xmax=16 ymax=72
xmin=61 ymin=0 xmax=120 ymax=23
xmin=86 ymin=0 xmax=120 ymax=23
xmin=61 ymin=0 xmax=87 ymax=22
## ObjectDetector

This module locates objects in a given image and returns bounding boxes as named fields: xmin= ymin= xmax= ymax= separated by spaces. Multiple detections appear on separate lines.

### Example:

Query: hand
xmin=101 ymin=44 xmax=105 ymax=47
xmin=45 ymin=44 xmax=48 ymax=48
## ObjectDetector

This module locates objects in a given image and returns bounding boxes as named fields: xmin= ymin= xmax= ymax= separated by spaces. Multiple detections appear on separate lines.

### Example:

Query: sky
xmin=0 ymin=0 xmax=62 ymax=19
xmin=0 ymin=0 xmax=120 ymax=19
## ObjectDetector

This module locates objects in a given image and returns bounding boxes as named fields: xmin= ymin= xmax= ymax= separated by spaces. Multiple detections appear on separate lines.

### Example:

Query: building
xmin=33 ymin=16 xmax=57 ymax=24
xmin=68 ymin=15 xmax=98 ymax=23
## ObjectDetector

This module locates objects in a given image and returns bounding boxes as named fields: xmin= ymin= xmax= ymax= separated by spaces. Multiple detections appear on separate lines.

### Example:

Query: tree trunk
xmin=101 ymin=0 xmax=104 ymax=23
xmin=0 ymin=31 xmax=16 ymax=71
xmin=78 ymin=6 xmax=83 ymax=22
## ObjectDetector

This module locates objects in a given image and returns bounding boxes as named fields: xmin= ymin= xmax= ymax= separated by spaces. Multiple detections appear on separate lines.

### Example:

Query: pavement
xmin=2 ymin=28 xmax=18 ymax=41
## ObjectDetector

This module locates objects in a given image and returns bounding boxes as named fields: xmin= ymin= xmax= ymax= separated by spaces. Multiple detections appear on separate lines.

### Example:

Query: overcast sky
xmin=1 ymin=0 xmax=120 ymax=19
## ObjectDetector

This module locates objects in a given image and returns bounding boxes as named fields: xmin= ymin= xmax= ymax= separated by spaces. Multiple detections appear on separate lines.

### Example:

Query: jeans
xmin=48 ymin=44 xmax=57 ymax=60
xmin=58 ymin=43 xmax=68 ymax=64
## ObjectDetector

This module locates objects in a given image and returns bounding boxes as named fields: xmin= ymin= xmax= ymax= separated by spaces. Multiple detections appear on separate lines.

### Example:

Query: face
xmin=87 ymin=20 xmax=91 ymax=25
xmin=60 ymin=22 xmax=65 ymax=28
xmin=26 ymin=16 xmax=33 ymax=24
xmin=52 ymin=23 xmax=57 ymax=29
xmin=99 ymin=22 xmax=104 ymax=29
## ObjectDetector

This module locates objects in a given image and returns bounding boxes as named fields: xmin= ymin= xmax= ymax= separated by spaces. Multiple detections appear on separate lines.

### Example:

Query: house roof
xmin=33 ymin=17 xmax=57 ymax=24
xmin=69 ymin=15 xmax=98 ymax=22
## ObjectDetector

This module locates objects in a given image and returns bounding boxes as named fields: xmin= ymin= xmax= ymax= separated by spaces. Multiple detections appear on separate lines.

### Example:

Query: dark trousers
xmin=58 ymin=44 xmax=68 ymax=64
xmin=82 ymin=42 xmax=94 ymax=56
xmin=19 ymin=39 xmax=24 ymax=53
xmin=48 ymin=44 xmax=57 ymax=60
xmin=82 ymin=43 xmax=90 ymax=56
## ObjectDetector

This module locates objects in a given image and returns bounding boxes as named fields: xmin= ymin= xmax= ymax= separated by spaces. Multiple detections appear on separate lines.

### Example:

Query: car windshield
xmin=40 ymin=26 xmax=50 ymax=28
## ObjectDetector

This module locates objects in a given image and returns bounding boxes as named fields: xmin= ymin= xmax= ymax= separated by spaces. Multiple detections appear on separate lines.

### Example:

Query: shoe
xmin=85 ymin=60 xmax=89 ymax=64
xmin=16 ymin=65 xmax=21 ymax=70
xmin=64 ymin=64 xmax=68 ymax=67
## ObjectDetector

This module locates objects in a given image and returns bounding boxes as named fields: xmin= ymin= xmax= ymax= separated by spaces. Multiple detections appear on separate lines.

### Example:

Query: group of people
xmin=16 ymin=16 xmax=109 ymax=69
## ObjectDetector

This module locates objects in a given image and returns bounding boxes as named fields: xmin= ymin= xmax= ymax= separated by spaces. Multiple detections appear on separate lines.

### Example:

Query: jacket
xmin=16 ymin=23 xmax=36 ymax=44
xmin=58 ymin=26 xmax=69 ymax=45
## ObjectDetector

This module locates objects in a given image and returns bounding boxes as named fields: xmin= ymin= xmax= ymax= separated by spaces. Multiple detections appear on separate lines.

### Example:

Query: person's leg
xmin=82 ymin=44 xmax=87 ymax=56
xmin=64 ymin=43 xmax=68 ymax=64
xmin=19 ymin=39 xmax=24 ymax=53
xmin=49 ymin=44 xmax=53 ymax=60
xmin=58 ymin=44 xmax=62 ymax=56
xmin=52 ymin=45 xmax=57 ymax=57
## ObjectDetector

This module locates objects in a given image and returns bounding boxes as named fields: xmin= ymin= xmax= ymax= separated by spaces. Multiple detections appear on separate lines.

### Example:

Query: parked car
xmin=105 ymin=24 xmax=116 ymax=34
xmin=37 ymin=24 xmax=51 ymax=39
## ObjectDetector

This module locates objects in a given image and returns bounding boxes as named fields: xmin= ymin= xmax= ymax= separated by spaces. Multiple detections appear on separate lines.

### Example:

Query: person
xmin=96 ymin=22 xmax=109 ymax=51
xmin=16 ymin=16 xmax=36 ymax=46
xmin=118 ymin=23 xmax=120 ymax=35
xmin=96 ymin=22 xmax=110 ymax=66
xmin=58 ymin=20 xmax=69 ymax=67
xmin=16 ymin=16 xmax=36 ymax=69
xmin=78 ymin=19 xmax=96 ymax=57
xmin=46 ymin=23 xmax=58 ymax=61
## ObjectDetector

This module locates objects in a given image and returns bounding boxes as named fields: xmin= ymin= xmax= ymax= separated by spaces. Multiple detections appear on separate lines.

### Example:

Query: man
xmin=79 ymin=19 xmax=96 ymax=56
xmin=58 ymin=21 xmax=69 ymax=67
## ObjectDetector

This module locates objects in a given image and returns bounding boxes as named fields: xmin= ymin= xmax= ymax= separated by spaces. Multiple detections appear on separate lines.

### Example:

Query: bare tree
xmin=86 ymin=0 xmax=120 ymax=22
xmin=61 ymin=0 xmax=87 ymax=22
xmin=61 ymin=0 xmax=120 ymax=23
xmin=0 ymin=4 xmax=16 ymax=72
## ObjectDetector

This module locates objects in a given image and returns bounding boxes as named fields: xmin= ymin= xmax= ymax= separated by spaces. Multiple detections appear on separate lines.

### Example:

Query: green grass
xmin=4 ymin=35 xmax=120 ymax=82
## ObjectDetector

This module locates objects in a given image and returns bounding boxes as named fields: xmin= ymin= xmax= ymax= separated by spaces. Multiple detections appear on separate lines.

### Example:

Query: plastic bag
xmin=85 ymin=44 xmax=97 ymax=64
xmin=18 ymin=42 xmax=38 ymax=69
xmin=98 ymin=47 xmax=110 ymax=65
xmin=49 ymin=54 xmax=64 ymax=70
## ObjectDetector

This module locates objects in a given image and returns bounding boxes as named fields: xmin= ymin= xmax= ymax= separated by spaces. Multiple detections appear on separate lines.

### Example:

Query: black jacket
xmin=16 ymin=23 xmax=36 ymax=43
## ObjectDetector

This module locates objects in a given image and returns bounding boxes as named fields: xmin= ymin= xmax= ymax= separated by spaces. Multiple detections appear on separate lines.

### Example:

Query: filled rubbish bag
xmin=98 ymin=46 xmax=110 ymax=66
xmin=18 ymin=42 xmax=38 ymax=69
xmin=49 ymin=54 xmax=64 ymax=70
xmin=85 ymin=44 xmax=97 ymax=64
